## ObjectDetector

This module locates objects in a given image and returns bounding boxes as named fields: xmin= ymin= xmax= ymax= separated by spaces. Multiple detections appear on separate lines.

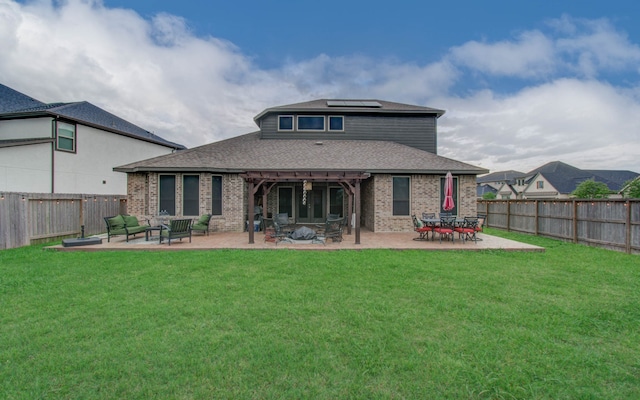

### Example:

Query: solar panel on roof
xmin=327 ymin=100 xmax=381 ymax=108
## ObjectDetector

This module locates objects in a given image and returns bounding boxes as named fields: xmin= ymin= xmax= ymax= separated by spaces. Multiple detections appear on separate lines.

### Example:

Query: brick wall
xmin=370 ymin=173 xmax=478 ymax=232
xmin=126 ymin=172 xmax=246 ymax=232
xmin=126 ymin=172 xmax=479 ymax=234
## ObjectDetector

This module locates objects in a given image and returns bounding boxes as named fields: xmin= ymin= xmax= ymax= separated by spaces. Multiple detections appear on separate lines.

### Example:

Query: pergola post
xmin=247 ymin=180 xmax=255 ymax=244
xmin=355 ymin=180 xmax=361 ymax=244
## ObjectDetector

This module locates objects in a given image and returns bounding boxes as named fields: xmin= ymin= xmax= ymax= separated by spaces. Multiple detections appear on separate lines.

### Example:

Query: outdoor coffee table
xmin=145 ymin=226 xmax=162 ymax=241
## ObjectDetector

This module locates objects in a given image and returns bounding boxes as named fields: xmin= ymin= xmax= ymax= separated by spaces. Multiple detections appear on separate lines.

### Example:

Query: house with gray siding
xmin=116 ymin=99 xmax=488 ymax=243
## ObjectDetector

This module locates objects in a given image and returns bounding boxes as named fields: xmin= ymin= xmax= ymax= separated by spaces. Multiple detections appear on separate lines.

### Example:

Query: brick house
xmin=115 ymin=99 xmax=488 ymax=243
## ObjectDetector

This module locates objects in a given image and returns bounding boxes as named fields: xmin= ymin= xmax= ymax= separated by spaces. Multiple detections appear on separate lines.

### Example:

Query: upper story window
xmin=297 ymin=116 xmax=325 ymax=131
xmin=56 ymin=121 xmax=76 ymax=152
xmin=536 ymin=181 xmax=544 ymax=189
xmin=278 ymin=115 xmax=293 ymax=131
xmin=277 ymin=114 xmax=345 ymax=132
xmin=328 ymin=116 xmax=344 ymax=131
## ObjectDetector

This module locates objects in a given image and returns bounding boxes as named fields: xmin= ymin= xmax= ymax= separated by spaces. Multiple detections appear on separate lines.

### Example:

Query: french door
xmin=296 ymin=187 xmax=325 ymax=223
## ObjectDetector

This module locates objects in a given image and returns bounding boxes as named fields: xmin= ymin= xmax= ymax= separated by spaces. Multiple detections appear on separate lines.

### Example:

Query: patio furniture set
xmin=103 ymin=213 xmax=212 ymax=245
xmin=265 ymin=213 xmax=347 ymax=245
xmin=412 ymin=213 xmax=486 ymax=243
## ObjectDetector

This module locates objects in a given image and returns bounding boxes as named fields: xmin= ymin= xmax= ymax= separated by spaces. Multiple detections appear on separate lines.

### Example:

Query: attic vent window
xmin=326 ymin=100 xmax=382 ymax=108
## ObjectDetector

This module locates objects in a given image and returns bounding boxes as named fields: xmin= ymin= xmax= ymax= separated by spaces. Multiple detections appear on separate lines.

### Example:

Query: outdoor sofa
xmin=104 ymin=215 xmax=149 ymax=242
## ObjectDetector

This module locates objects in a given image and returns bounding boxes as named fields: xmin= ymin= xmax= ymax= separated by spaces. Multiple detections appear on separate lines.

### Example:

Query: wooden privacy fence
xmin=478 ymin=199 xmax=640 ymax=254
xmin=0 ymin=192 xmax=127 ymax=250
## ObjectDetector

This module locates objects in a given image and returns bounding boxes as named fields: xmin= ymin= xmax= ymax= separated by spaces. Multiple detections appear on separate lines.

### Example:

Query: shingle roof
xmin=476 ymin=170 xmax=525 ymax=184
xmin=253 ymin=99 xmax=446 ymax=124
xmin=585 ymin=170 xmax=639 ymax=189
xmin=1 ymin=83 xmax=185 ymax=150
xmin=0 ymin=83 xmax=45 ymax=113
xmin=526 ymin=161 xmax=627 ymax=193
xmin=115 ymin=131 xmax=488 ymax=175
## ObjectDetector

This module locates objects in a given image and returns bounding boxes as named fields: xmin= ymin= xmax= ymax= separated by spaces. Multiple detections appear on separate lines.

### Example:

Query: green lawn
xmin=1 ymin=230 xmax=639 ymax=399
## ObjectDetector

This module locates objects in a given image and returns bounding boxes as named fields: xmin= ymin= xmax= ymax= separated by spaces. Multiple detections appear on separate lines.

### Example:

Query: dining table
xmin=421 ymin=217 xmax=465 ymax=241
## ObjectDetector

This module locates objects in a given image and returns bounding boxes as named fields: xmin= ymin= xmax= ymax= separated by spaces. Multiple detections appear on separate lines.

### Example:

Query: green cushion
xmin=197 ymin=214 xmax=211 ymax=224
xmin=108 ymin=215 xmax=125 ymax=230
xmin=123 ymin=215 xmax=140 ymax=227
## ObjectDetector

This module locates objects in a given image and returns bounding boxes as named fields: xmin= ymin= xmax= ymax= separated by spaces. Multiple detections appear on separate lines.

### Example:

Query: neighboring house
xmin=495 ymin=183 xmax=519 ymax=200
xmin=619 ymin=176 xmax=640 ymax=197
xmin=515 ymin=161 xmax=638 ymax=199
xmin=115 ymin=99 xmax=489 ymax=242
xmin=476 ymin=170 xmax=524 ymax=191
xmin=0 ymin=83 xmax=184 ymax=195
xmin=476 ymin=184 xmax=497 ymax=198
xmin=476 ymin=170 xmax=524 ymax=199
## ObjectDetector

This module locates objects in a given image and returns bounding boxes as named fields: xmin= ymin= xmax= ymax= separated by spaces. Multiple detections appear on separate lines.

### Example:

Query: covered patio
xmin=50 ymin=229 xmax=544 ymax=252
xmin=242 ymin=170 xmax=369 ymax=245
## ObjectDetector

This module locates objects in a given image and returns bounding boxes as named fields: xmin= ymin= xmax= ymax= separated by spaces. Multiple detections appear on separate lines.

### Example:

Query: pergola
xmin=241 ymin=170 xmax=371 ymax=244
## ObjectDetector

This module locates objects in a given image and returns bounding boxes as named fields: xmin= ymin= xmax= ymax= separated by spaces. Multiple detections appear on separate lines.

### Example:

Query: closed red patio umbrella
xmin=442 ymin=171 xmax=455 ymax=211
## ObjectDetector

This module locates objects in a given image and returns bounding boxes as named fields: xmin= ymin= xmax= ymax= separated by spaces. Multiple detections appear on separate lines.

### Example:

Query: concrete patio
xmin=51 ymin=229 xmax=544 ymax=252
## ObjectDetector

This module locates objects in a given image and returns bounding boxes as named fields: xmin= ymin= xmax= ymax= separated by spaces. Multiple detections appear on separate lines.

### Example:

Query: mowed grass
xmin=1 ymin=230 xmax=639 ymax=399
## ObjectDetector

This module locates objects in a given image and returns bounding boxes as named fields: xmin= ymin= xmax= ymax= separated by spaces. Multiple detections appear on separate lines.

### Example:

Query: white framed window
xmin=278 ymin=115 xmax=294 ymax=131
xmin=56 ymin=121 xmax=76 ymax=152
xmin=297 ymin=116 xmax=325 ymax=131
xmin=328 ymin=116 xmax=344 ymax=131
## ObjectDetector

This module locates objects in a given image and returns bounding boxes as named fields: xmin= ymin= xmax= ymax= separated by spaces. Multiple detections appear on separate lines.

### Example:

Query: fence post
xmin=626 ymin=200 xmax=631 ymax=254
xmin=506 ymin=200 xmax=511 ymax=232
xmin=534 ymin=200 xmax=539 ymax=236
xmin=572 ymin=200 xmax=578 ymax=244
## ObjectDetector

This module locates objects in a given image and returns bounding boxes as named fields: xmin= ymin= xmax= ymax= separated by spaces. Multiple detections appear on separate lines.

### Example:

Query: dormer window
xmin=278 ymin=115 xmax=293 ymax=131
xmin=297 ymin=116 xmax=325 ymax=131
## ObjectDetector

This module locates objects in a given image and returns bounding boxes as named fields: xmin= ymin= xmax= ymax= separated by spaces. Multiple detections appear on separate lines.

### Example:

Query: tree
xmin=622 ymin=178 xmax=640 ymax=198
xmin=483 ymin=192 xmax=497 ymax=200
xmin=571 ymin=179 xmax=611 ymax=199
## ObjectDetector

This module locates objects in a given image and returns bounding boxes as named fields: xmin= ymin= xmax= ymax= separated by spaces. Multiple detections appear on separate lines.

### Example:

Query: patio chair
xmin=159 ymin=218 xmax=192 ymax=245
xmin=191 ymin=214 xmax=212 ymax=235
xmin=434 ymin=216 xmax=456 ymax=243
xmin=454 ymin=217 xmax=479 ymax=243
xmin=272 ymin=218 xmax=292 ymax=245
xmin=412 ymin=215 xmax=431 ymax=241
xmin=274 ymin=212 xmax=294 ymax=234
xmin=321 ymin=216 xmax=346 ymax=243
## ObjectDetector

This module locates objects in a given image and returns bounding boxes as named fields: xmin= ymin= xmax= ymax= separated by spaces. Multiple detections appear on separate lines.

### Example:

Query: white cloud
xmin=448 ymin=30 xmax=556 ymax=78
xmin=1 ymin=0 xmax=639 ymax=174
xmin=437 ymin=79 xmax=640 ymax=172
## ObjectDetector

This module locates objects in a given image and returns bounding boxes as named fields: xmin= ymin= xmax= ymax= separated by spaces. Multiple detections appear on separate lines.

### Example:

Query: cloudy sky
xmin=2 ymin=0 xmax=640 ymax=174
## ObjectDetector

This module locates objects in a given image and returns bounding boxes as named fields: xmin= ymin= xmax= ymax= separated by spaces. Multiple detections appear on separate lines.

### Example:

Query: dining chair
xmin=434 ymin=216 xmax=456 ymax=243
xmin=411 ymin=215 xmax=431 ymax=241
xmin=454 ymin=217 xmax=479 ymax=243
